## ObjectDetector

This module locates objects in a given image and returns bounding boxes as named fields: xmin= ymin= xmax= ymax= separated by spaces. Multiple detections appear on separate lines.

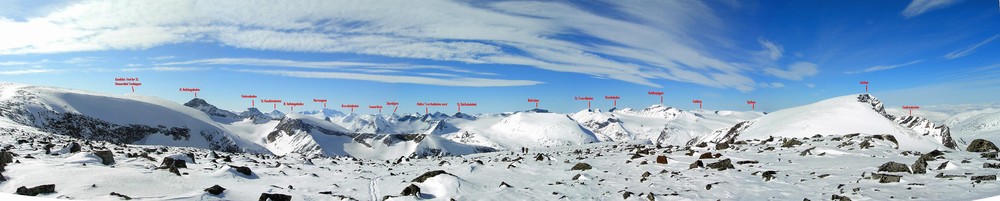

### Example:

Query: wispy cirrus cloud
xmin=234 ymin=69 xmax=542 ymax=87
xmin=120 ymin=66 xmax=207 ymax=72
xmin=846 ymin=60 xmax=924 ymax=74
xmin=0 ymin=0 xmax=772 ymax=91
xmin=944 ymin=34 xmax=999 ymax=60
xmin=763 ymin=62 xmax=819 ymax=80
xmin=0 ymin=69 xmax=59 ymax=75
xmin=901 ymin=0 xmax=960 ymax=18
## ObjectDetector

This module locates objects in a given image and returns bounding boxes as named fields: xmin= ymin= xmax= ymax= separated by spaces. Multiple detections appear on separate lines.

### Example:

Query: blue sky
xmin=0 ymin=0 xmax=997 ymax=114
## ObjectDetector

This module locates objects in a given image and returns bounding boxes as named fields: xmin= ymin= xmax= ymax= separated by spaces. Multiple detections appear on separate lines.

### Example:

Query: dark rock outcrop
xmin=967 ymin=139 xmax=999 ymax=152
xmin=570 ymin=163 xmax=592 ymax=171
xmin=258 ymin=193 xmax=292 ymax=201
xmin=94 ymin=150 xmax=114 ymax=165
xmin=229 ymin=165 xmax=253 ymax=176
xmin=706 ymin=159 xmax=734 ymax=171
xmin=877 ymin=161 xmax=910 ymax=173
xmin=205 ymin=185 xmax=226 ymax=195
xmin=15 ymin=184 xmax=56 ymax=196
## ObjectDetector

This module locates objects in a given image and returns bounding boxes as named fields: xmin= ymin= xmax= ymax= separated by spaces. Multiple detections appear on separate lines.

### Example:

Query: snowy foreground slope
xmin=0 ymin=125 xmax=999 ymax=200
xmin=0 ymin=83 xmax=999 ymax=200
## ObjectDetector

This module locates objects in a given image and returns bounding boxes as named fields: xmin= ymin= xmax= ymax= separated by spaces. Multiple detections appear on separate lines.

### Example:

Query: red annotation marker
xmin=387 ymin=102 xmax=400 ymax=113
xmin=284 ymin=102 xmax=304 ymax=111
xmin=692 ymin=99 xmax=703 ymax=109
xmin=261 ymin=99 xmax=282 ymax=110
xmin=341 ymin=104 xmax=359 ymax=113
xmin=417 ymin=102 xmax=448 ymax=114
xmin=241 ymin=95 xmax=257 ymax=107
xmin=575 ymin=97 xmax=594 ymax=109
xmin=747 ymin=100 xmax=757 ymax=111
xmin=528 ymin=98 xmax=540 ymax=108
xmin=648 ymin=91 xmax=664 ymax=104
xmin=902 ymin=106 xmax=920 ymax=116
xmin=313 ymin=99 xmax=328 ymax=108
xmin=860 ymin=81 xmax=870 ymax=93
xmin=605 ymin=96 xmax=620 ymax=108
xmin=457 ymin=102 xmax=477 ymax=113
xmin=114 ymin=77 xmax=141 ymax=93
xmin=179 ymin=88 xmax=200 ymax=98
xmin=369 ymin=105 xmax=383 ymax=114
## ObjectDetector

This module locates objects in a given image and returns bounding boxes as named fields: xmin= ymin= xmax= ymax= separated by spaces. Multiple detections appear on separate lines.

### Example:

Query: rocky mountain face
xmin=0 ymin=84 xmax=257 ymax=152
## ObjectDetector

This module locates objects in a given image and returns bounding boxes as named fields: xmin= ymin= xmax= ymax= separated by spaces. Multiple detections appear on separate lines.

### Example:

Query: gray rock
xmin=570 ymin=163 xmax=592 ymax=171
xmin=706 ymin=159 xmax=734 ymax=171
xmin=204 ymin=185 xmax=226 ymax=195
xmin=967 ymin=139 xmax=999 ymax=152
xmin=15 ymin=184 xmax=55 ymax=196
xmin=877 ymin=161 xmax=911 ymax=173
xmin=94 ymin=150 xmax=115 ymax=165
xmin=258 ymin=193 xmax=291 ymax=201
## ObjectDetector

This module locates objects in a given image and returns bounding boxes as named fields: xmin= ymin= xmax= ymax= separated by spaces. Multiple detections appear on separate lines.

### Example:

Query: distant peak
xmin=183 ymin=98 xmax=211 ymax=107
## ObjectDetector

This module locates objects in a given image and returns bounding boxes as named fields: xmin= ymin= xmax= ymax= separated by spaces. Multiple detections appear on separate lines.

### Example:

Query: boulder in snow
xmin=15 ymin=184 xmax=55 ymax=196
xmin=967 ymin=139 xmax=999 ymax=152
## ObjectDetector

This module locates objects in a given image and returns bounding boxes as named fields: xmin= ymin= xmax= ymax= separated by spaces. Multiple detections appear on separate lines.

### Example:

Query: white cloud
xmin=0 ymin=69 xmax=58 ymax=75
xmin=0 ymin=0 xmax=766 ymax=91
xmin=758 ymin=82 xmax=785 ymax=88
xmin=805 ymin=83 xmax=816 ymax=88
xmin=944 ymin=34 xmax=999 ymax=59
xmin=0 ymin=60 xmax=46 ymax=66
xmin=759 ymin=39 xmax=783 ymax=60
xmin=121 ymin=66 xmax=207 ymax=72
xmin=847 ymin=60 xmax=923 ymax=74
xmin=901 ymin=0 xmax=960 ymax=18
xmin=148 ymin=56 xmax=175 ymax=61
xmin=235 ymin=69 xmax=542 ymax=87
xmin=763 ymin=62 xmax=819 ymax=80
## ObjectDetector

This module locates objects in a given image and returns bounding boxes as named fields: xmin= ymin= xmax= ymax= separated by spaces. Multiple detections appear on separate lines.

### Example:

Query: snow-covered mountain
xmin=690 ymin=94 xmax=957 ymax=151
xmin=298 ymin=108 xmax=346 ymax=119
xmin=944 ymin=109 xmax=1000 ymax=146
xmin=0 ymin=83 xmax=267 ymax=153
xmin=569 ymin=105 xmax=763 ymax=145
xmin=263 ymin=114 xmax=493 ymax=159
xmin=442 ymin=112 xmax=599 ymax=149
xmin=183 ymin=98 xmax=240 ymax=120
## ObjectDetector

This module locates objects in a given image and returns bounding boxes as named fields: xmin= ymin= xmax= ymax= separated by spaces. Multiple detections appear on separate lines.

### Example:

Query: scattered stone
xmin=872 ymin=173 xmax=902 ymax=183
xmin=655 ymin=155 xmax=668 ymax=164
xmin=258 ymin=193 xmax=292 ymax=201
xmin=570 ymin=163 xmax=592 ymax=171
xmin=800 ymin=147 xmax=816 ymax=156
xmin=185 ymin=153 xmax=197 ymax=164
xmin=937 ymin=161 xmax=950 ymax=170
xmin=715 ymin=143 xmax=730 ymax=150
xmin=736 ymin=160 xmax=759 ymax=165
xmin=983 ymin=152 xmax=999 ymax=159
xmin=971 ymin=175 xmax=996 ymax=183
xmin=698 ymin=152 xmax=714 ymax=159
xmin=689 ymin=160 xmax=704 ymax=169
xmin=967 ymin=139 xmax=999 ymax=152
xmin=413 ymin=170 xmax=452 ymax=182
xmin=499 ymin=181 xmax=512 ymax=188
xmin=401 ymin=184 xmax=421 ymax=196
xmin=762 ymin=170 xmax=778 ymax=181
xmin=204 ymin=185 xmax=226 ymax=195
xmin=110 ymin=192 xmax=132 ymax=200
xmin=15 ymin=184 xmax=56 ymax=196
xmin=984 ymin=163 xmax=1000 ymax=169
xmin=877 ymin=161 xmax=911 ymax=173
xmin=781 ymin=138 xmax=803 ymax=148
xmin=831 ymin=194 xmax=852 ymax=201
xmin=229 ymin=165 xmax=253 ymax=176
xmin=160 ymin=157 xmax=187 ymax=169
xmin=695 ymin=142 xmax=708 ymax=148
xmin=94 ymin=150 xmax=115 ymax=165
xmin=706 ymin=159 xmax=734 ymax=171
xmin=572 ymin=174 xmax=582 ymax=180
xmin=705 ymin=183 xmax=713 ymax=190
xmin=623 ymin=191 xmax=633 ymax=199
xmin=66 ymin=142 xmax=81 ymax=153
xmin=535 ymin=153 xmax=546 ymax=161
